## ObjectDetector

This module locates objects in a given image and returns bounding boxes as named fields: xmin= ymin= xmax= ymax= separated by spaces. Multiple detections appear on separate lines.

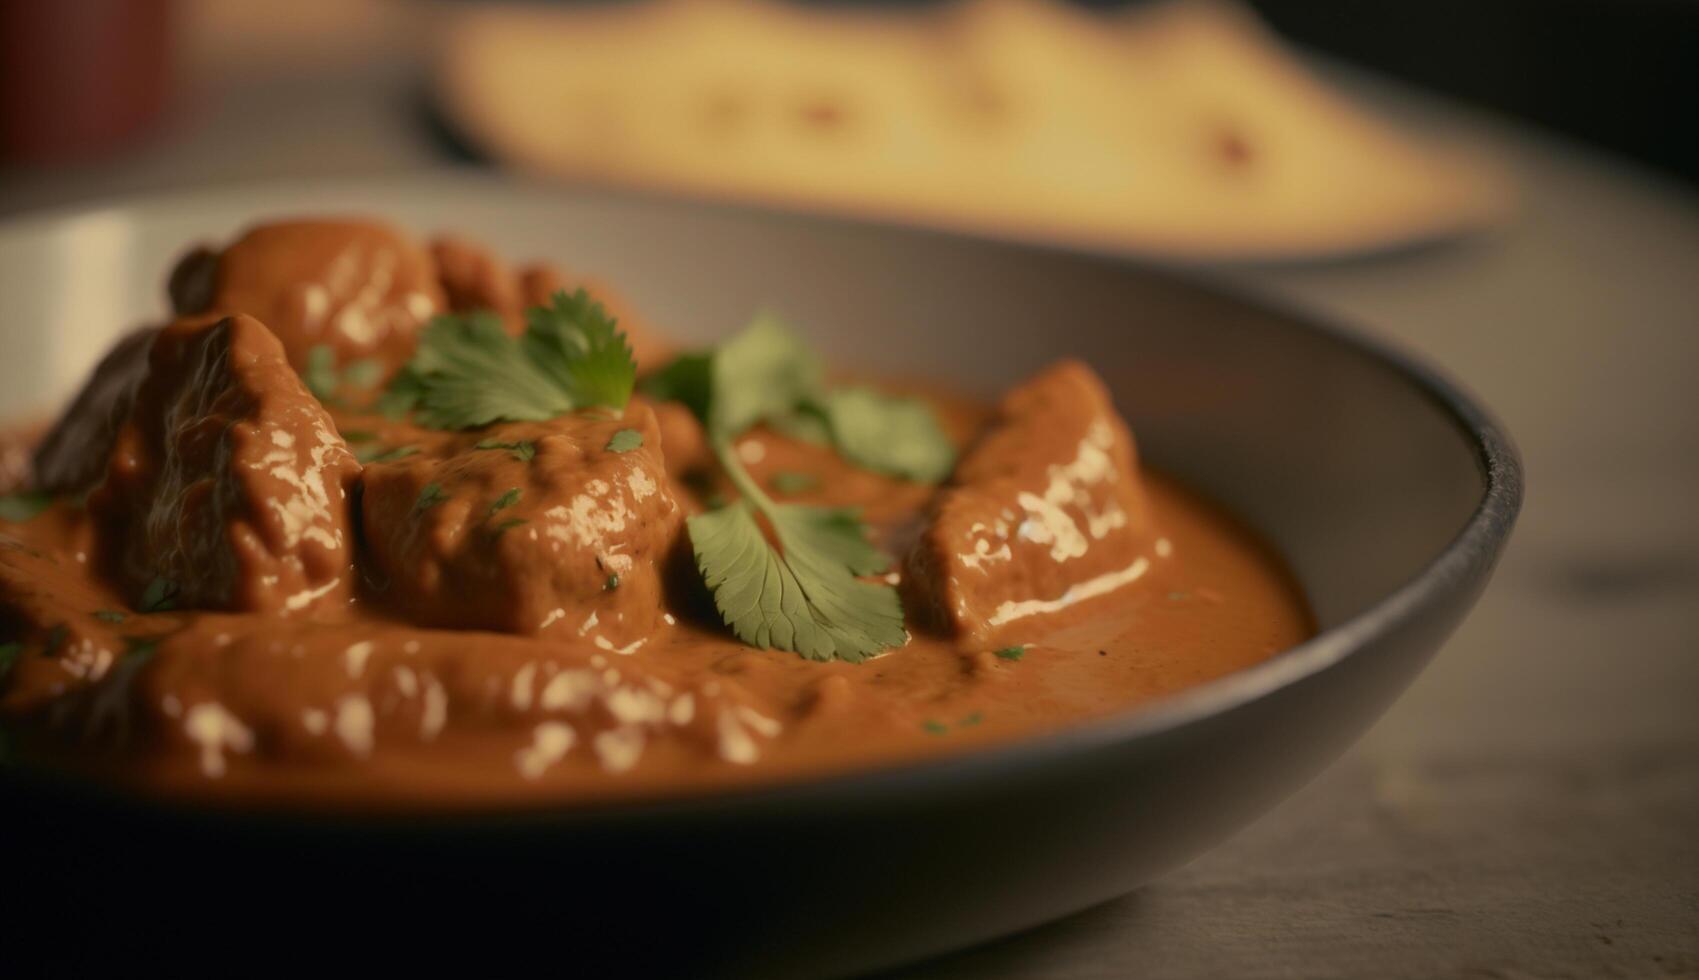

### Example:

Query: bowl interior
xmin=0 ymin=176 xmax=1484 ymax=630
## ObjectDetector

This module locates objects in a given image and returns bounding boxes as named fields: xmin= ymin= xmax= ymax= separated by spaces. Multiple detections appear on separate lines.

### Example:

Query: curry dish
xmin=0 ymin=219 xmax=1310 ymax=808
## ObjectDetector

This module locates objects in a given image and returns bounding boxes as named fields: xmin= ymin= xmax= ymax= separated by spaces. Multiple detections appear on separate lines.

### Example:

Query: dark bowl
xmin=0 ymin=175 xmax=1520 ymax=977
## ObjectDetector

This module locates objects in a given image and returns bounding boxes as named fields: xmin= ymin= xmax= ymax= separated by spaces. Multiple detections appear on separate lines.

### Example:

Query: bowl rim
xmin=0 ymin=174 xmax=1525 ymax=822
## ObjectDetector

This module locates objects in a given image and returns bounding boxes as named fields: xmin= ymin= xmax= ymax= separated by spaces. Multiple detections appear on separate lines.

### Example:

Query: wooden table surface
xmin=3 ymin=45 xmax=1694 ymax=980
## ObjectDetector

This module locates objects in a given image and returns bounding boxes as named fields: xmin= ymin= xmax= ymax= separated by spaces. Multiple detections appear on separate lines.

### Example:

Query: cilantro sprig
xmin=643 ymin=316 xmax=955 ymax=482
xmin=380 ymin=289 xmax=636 ymax=429
xmin=690 ymin=444 xmax=905 ymax=662
xmin=655 ymin=316 xmax=922 ymax=662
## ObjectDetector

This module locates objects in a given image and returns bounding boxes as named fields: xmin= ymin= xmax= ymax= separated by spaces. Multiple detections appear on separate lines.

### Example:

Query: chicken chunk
xmin=168 ymin=219 xmax=446 ymax=382
xmin=905 ymin=361 xmax=1151 ymax=645
xmin=359 ymin=404 xmax=684 ymax=647
xmin=89 ymin=315 xmax=361 ymax=615
xmin=32 ymin=325 xmax=160 ymax=494
xmin=430 ymin=234 xmax=523 ymax=320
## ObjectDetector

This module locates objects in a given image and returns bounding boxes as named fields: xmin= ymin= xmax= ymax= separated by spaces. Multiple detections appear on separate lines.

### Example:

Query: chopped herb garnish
xmin=339 ymin=429 xmax=380 ymax=444
xmin=139 ymin=577 xmax=179 ymax=613
xmin=922 ymin=720 xmax=950 ymax=735
xmin=475 ymin=439 xmax=537 ymax=462
xmin=42 ymin=624 xmax=68 ymax=658
xmin=488 ymin=487 xmax=522 ymax=517
xmin=380 ymin=289 xmax=636 ymax=429
xmin=605 ymin=573 xmax=620 ymax=591
xmin=0 ymin=640 xmax=21 ymax=680
xmin=414 ymin=483 xmax=448 ymax=514
xmin=605 ymin=429 xmax=643 ymax=453
xmin=305 ymin=347 xmax=390 ymax=405
xmin=92 ymin=610 xmax=127 ymax=624
xmin=819 ymin=387 xmax=955 ymax=482
xmin=303 ymin=344 xmax=341 ymax=401
xmin=0 ymin=491 xmax=53 ymax=523
xmin=994 ymin=645 xmax=1025 ymax=661
xmin=490 ymin=517 xmax=528 ymax=537
xmin=357 ymin=444 xmax=420 ymax=465
xmin=959 ymin=711 xmax=984 ymax=727
xmin=340 ymin=358 xmax=385 ymax=390
xmin=770 ymin=471 xmax=819 ymax=495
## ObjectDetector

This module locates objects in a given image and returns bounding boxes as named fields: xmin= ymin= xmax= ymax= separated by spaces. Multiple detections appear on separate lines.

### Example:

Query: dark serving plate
xmin=0 ymin=175 xmax=1520 ymax=977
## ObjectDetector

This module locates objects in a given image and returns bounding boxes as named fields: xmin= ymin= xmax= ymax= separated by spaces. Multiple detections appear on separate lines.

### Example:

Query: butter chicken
xmin=0 ymin=219 xmax=1310 ymax=808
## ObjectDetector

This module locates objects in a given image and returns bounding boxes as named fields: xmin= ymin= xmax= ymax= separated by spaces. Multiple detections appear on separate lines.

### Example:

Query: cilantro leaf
xmin=821 ymin=387 xmax=956 ymax=483
xmin=0 ymin=491 xmax=53 ymax=523
xmin=639 ymin=352 xmax=712 ymax=421
xmin=475 ymin=439 xmax=536 ymax=462
xmin=375 ymin=369 xmax=425 ymax=420
xmin=488 ymin=487 xmax=522 ymax=517
xmin=772 ymin=505 xmax=891 ymax=577
xmin=640 ymin=317 xmax=815 ymax=433
xmin=303 ymin=347 xmax=385 ymax=404
xmin=641 ymin=313 xmax=959 ymax=661
xmin=605 ymin=429 xmax=643 ymax=453
xmin=491 ymin=517 xmax=528 ymax=536
xmin=767 ymin=409 xmax=833 ymax=446
xmin=769 ymin=471 xmax=819 ymax=495
xmin=383 ymin=290 xmax=637 ymax=431
xmin=687 ymin=500 xmax=905 ymax=663
xmin=357 ymin=444 xmax=420 ymax=465
xmin=303 ymin=345 xmax=340 ymax=401
xmin=414 ymin=482 xmax=448 ymax=514
xmin=710 ymin=314 xmax=823 ymax=435
xmin=645 ymin=315 xmax=952 ymax=484
xmin=340 ymin=358 xmax=385 ymax=391
xmin=994 ymin=645 xmax=1025 ymax=661
xmin=403 ymin=312 xmax=572 ymax=428
xmin=523 ymin=289 xmax=636 ymax=411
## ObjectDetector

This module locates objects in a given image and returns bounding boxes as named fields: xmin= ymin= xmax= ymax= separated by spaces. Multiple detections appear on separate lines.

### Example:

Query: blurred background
xmin=2 ymin=1 xmax=1695 ymax=977
xmin=1 ymin=0 xmax=1695 ymax=222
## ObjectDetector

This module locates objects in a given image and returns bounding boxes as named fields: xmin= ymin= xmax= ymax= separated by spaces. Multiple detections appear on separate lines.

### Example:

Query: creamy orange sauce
xmin=0 ymin=219 xmax=1312 ymax=812
xmin=0 ymin=449 xmax=1307 ymax=810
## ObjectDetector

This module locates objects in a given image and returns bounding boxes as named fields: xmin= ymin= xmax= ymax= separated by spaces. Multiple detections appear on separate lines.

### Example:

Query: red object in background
xmin=0 ymin=0 xmax=172 ymax=165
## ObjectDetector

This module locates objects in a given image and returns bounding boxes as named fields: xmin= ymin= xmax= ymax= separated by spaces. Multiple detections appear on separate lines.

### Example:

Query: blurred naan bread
xmin=435 ymin=0 xmax=1509 ymax=261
